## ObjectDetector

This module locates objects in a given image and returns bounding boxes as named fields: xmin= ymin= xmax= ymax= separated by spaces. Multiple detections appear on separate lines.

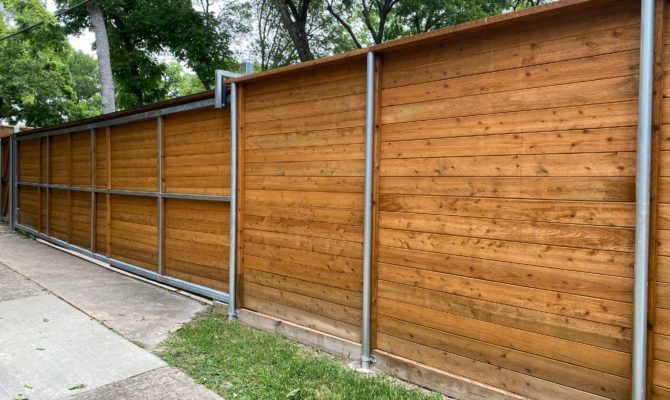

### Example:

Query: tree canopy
xmin=0 ymin=0 xmax=100 ymax=126
xmin=57 ymin=0 xmax=236 ymax=109
xmin=0 ymin=0 xmax=549 ymax=126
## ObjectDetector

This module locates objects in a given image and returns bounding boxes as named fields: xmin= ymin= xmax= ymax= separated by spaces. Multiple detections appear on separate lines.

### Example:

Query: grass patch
xmin=160 ymin=314 xmax=441 ymax=400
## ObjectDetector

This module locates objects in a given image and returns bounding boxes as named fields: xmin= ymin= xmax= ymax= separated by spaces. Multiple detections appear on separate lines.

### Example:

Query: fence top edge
xmin=226 ymin=0 xmax=613 ymax=85
xmin=16 ymin=91 xmax=216 ymax=141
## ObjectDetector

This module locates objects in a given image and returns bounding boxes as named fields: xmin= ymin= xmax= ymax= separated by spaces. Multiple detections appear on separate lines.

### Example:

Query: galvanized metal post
xmin=90 ymin=129 xmax=96 ymax=250
xmin=361 ymin=51 xmax=375 ymax=370
xmin=240 ymin=61 xmax=254 ymax=75
xmin=46 ymin=136 xmax=50 ymax=235
xmin=632 ymin=0 xmax=656 ymax=398
xmin=228 ymin=81 xmax=238 ymax=320
xmin=8 ymin=135 xmax=12 ymax=228
xmin=10 ymin=126 xmax=19 ymax=230
xmin=157 ymin=116 xmax=164 ymax=275
xmin=0 ymin=137 xmax=3 ymax=223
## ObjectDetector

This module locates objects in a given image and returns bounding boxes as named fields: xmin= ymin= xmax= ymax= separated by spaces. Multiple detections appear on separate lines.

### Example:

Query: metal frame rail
xmin=11 ymin=96 xmax=231 ymax=303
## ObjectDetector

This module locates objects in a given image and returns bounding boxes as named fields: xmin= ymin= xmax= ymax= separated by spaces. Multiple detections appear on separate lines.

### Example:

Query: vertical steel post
xmin=240 ymin=61 xmax=254 ymax=75
xmin=8 ymin=135 xmax=12 ymax=229
xmin=361 ymin=51 xmax=375 ymax=370
xmin=0 ymin=137 xmax=3 ymax=223
xmin=90 ymin=129 xmax=96 ymax=250
xmin=46 ymin=136 xmax=50 ymax=235
xmin=157 ymin=116 xmax=164 ymax=275
xmin=228 ymin=81 xmax=238 ymax=319
xmin=10 ymin=127 xmax=18 ymax=230
xmin=633 ymin=0 xmax=656 ymax=398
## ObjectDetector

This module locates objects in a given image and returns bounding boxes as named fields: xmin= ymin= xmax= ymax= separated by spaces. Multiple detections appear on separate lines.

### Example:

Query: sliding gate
xmin=10 ymin=95 xmax=233 ymax=302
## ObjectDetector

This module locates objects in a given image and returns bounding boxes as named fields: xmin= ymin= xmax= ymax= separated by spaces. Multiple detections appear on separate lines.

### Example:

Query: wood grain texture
xmin=17 ymin=185 xmax=39 ymax=229
xmin=240 ymin=60 xmax=366 ymax=339
xmin=109 ymin=120 xmax=157 ymax=191
xmin=14 ymin=0 xmax=663 ymax=398
xmin=163 ymin=108 xmax=231 ymax=196
xmin=69 ymin=190 xmax=91 ymax=249
xmin=70 ymin=131 xmax=91 ymax=187
xmin=18 ymin=139 xmax=40 ymax=183
xmin=109 ymin=195 xmax=157 ymax=271
xmin=49 ymin=189 xmax=68 ymax=242
xmin=164 ymin=199 xmax=230 ymax=291
xmin=375 ymin=2 xmax=639 ymax=399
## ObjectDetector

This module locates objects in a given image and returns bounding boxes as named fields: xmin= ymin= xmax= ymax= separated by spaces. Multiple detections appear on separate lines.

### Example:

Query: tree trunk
xmin=87 ymin=2 xmax=116 ymax=114
xmin=273 ymin=0 xmax=314 ymax=62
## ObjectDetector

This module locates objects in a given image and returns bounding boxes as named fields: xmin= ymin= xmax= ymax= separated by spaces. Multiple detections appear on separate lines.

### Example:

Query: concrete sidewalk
xmin=0 ymin=224 xmax=222 ymax=400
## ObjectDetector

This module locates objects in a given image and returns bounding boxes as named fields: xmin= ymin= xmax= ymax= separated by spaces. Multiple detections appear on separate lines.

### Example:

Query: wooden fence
xmin=10 ymin=100 xmax=232 ymax=299
xmin=6 ymin=0 xmax=670 ymax=398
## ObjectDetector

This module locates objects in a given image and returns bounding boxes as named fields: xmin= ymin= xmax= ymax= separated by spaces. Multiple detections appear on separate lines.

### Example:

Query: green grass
xmin=160 ymin=314 xmax=441 ymax=400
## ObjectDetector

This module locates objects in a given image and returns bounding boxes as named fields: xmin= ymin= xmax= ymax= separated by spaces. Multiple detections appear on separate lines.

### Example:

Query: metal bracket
xmin=214 ymin=69 xmax=241 ymax=109
xmin=363 ymin=354 xmax=377 ymax=364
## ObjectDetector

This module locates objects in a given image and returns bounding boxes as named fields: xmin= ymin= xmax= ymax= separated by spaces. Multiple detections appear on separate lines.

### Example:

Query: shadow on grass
xmin=159 ymin=314 xmax=442 ymax=400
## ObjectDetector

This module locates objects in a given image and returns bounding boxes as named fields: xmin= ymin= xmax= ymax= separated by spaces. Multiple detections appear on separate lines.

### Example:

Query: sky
xmin=68 ymin=30 xmax=96 ymax=56
xmin=45 ymin=0 xmax=96 ymax=57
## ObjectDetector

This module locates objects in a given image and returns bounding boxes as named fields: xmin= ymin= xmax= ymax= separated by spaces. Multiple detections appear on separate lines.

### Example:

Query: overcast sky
xmin=45 ymin=0 xmax=96 ymax=57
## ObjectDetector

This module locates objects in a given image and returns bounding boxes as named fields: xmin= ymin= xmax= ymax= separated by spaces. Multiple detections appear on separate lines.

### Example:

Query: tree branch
xmin=325 ymin=0 xmax=362 ymax=49
xmin=360 ymin=0 xmax=379 ymax=42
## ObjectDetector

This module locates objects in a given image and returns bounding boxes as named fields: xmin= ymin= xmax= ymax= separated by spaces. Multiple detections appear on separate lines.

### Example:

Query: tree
xmin=511 ymin=0 xmax=549 ymax=10
xmin=58 ymin=0 xmax=237 ymax=109
xmin=252 ymin=0 xmax=299 ymax=70
xmin=85 ymin=1 xmax=115 ymax=113
xmin=0 ymin=0 xmax=87 ymax=126
xmin=324 ymin=0 xmax=399 ymax=47
xmin=67 ymin=50 xmax=102 ymax=120
xmin=325 ymin=0 xmax=522 ymax=49
xmin=162 ymin=62 xmax=205 ymax=98
xmin=272 ymin=0 xmax=314 ymax=61
xmin=391 ymin=0 xmax=511 ymax=37
xmin=360 ymin=0 xmax=399 ymax=44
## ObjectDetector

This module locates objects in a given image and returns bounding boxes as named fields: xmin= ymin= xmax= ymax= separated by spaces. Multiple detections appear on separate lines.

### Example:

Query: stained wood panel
xmin=40 ymin=189 xmax=46 ymax=234
xmin=95 ymin=129 xmax=108 ymax=189
xmin=164 ymin=199 xmax=230 ymax=291
xmin=109 ymin=120 xmax=157 ymax=191
xmin=18 ymin=139 xmax=40 ymax=183
xmin=70 ymin=131 xmax=91 ymax=187
xmin=95 ymin=194 xmax=108 ymax=254
xmin=241 ymin=60 xmax=366 ymax=341
xmin=49 ymin=189 xmax=68 ymax=242
xmin=69 ymin=191 xmax=90 ymax=249
xmin=110 ymin=195 xmax=157 ymax=271
xmin=50 ymin=135 xmax=69 ymax=186
xmin=163 ymin=108 xmax=231 ymax=196
xmin=376 ymin=2 xmax=639 ymax=399
xmin=18 ymin=185 xmax=39 ymax=229
xmin=40 ymin=138 xmax=47 ymax=184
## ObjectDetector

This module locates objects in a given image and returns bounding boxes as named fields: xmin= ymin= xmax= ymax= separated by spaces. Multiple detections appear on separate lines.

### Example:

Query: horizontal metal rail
xmin=161 ymin=192 xmax=230 ymax=202
xmin=15 ymin=97 xmax=215 ymax=142
xmin=15 ymin=222 xmax=230 ymax=303
xmin=16 ymin=182 xmax=230 ymax=202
